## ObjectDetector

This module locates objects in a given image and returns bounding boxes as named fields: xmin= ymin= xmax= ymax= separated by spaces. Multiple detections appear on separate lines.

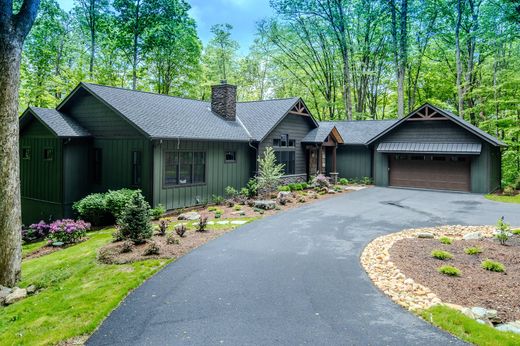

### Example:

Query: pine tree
xmin=117 ymin=191 xmax=153 ymax=244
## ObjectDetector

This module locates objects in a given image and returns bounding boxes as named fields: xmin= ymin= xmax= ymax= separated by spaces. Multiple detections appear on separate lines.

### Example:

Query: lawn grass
xmin=484 ymin=193 xmax=520 ymax=204
xmin=0 ymin=229 xmax=170 ymax=345
xmin=421 ymin=305 xmax=520 ymax=346
xmin=21 ymin=240 xmax=46 ymax=257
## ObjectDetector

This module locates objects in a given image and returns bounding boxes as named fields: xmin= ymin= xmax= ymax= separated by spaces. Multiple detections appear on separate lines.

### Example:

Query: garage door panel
xmin=389 ymin=156 xmax=470 ymax=192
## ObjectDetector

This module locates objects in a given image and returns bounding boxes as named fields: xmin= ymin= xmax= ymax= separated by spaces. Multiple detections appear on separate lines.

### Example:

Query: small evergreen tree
xmin=257 ymin=147 xmax=285 ymax=198
xmin=117 ymin=192 xmax=153 ymax=244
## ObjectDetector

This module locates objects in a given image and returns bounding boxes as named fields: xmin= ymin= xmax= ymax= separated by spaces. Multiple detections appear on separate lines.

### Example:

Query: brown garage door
xmin=389 ymin=155 xmax=471 ymax=192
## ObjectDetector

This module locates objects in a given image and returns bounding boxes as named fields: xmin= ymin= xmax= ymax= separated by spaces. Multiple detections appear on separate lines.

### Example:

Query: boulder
xmin=471 ymin=307 xmax=497 ymax=320
xmin=463 ymin=232 xmax=483 ymax=240
xmin=417 ymin=232 xmax=434 ymax=239
xmin=178 ymin=211 xmax=200 ymax=221
xmin=26 ymin=285 xmax=37 ymax=295
xmin=254 ymin=200 xmax=276 ymax=210
xmin=277 ymin=191 xmax=292 ymax=199
xmin=5 ymin=288 xmax=27 ymax=305
xmin=496 ymin=323 xmax=520 ymax=334
xmin=0 ymin=286 xmax=13 ymax=305
xmin=327 ymin=189 xmax=336 ymax=194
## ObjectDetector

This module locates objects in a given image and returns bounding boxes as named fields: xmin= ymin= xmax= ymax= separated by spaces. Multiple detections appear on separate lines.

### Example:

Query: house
xmin=19 ymin=82 xmax=505 ymax=224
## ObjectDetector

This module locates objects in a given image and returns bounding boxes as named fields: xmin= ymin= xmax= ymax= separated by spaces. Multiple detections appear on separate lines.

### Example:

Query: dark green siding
xmin=20 ymin=122 xmax=64 ymax=224
xmin=470 ymin=142 xmax=502 ymax=193
xmin=381 ymin=120 xmax=480 ymax=144
xmin=336 ymin=145 xmax=372 ymax=179
xmin=258 ymin=114 xmax=315 ymax=177
xmin=63 ymin=139 xmax=91 ymax=216
xmin=91 ymin=139 xmax=153 ymax=202
xmin=373 ymin=151 xmax=389 ymax=187
xmin=153 ymin=140 xmax=252 ymax=210
xmin=61 ymin=89 xmax=142 ymax=138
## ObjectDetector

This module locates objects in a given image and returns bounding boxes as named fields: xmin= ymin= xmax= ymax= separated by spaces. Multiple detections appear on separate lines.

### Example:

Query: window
xmin=432 ymin=156 xmax=446 ymax=161
xmin=92 ymin=148 xmax=102 ymax=183
xmin=225 ymin=151 xmax=236 ymax=163
xmin=274 ymin=134 xmax=294 ymax=148
xmin=275 ymin=151 xmax=295 ymax=175
xmin=21 ymin=147 xmax=31 ymax=160
xmin=451 ymin=156 xmax=466 ymax=162
xmin=132 ymin=151 xmax=142 ymax=186
xmin=273 ymin=138 xmax=281 ymax=147
xmin=288 ymin=139 xmax=296 ymax=147
xmin=164 ymin=151 xmax=206 ymax=186
xmin=280 ymin=134 xmax=288 ymax=147
xmin=395 ymin=155 xmax=408 ymax=160
xmin=43 ymin=148 xmax=53 ymax=161
xmin=410 ymin=155 xmax=425 ymax=161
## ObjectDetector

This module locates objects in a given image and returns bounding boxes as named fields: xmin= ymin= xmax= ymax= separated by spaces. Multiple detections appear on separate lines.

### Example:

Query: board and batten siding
xmin=20 ymin=120 xmax=64 ymax=224
xmin=380 ymin=120 xmax=480 ymax=144
xmin=335 ymin=145 xmax=372 ymax=179
xmin=90 ymin=138 xmax=153 ymax=202
xmin=153 ymin=140 xmax=252 ymax=210
xmin=61 ymin=89 xmax=143 ymax=138
xmin=258 ymin=114 xmax=315 ymax=177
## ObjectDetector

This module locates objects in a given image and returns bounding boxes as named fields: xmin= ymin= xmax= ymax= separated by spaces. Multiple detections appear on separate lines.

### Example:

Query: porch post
xmin=331 ymin=145 xmax=338 ymax=184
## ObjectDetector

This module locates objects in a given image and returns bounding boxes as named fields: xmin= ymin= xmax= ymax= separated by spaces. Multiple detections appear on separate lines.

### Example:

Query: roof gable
xmin=20 ymin=107 xmax=91 ymax=138
xmin=366 ymin=103 xmax=506 ymax=147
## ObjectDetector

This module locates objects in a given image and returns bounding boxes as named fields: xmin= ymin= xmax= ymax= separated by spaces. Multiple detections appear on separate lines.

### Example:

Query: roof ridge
xmin=82 ymin=82 xmax=210 ymax=104
xmin=237 ymin=97 xmax=299 ymax=104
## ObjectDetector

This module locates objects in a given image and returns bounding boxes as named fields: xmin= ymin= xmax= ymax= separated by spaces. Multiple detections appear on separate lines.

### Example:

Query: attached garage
xmin=368 ymin=104 xmax=506 ymax=193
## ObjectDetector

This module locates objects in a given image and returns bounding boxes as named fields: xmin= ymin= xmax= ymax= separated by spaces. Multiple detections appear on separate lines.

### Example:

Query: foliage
xmin=421 ymin=305 xmax=520 ymax=346
xmin=196 ymin=216 xmax=208 ymax=232
xmin=105 ymin=189 xmax=138 ymax=220
xmin=502 ymin=186 xmax=516 ymax=196
xmin=72 ymin=193 xmax=110 ymax=225
xmin=233 ymin=205 xmax=242 ymax=211
xmin=121 ymin=240 xmax=134 ymax=253
xmin=117 ymin=192 xmax=153 ymax=244
xmin=437 ymin=265 xmax=461 ymax=277
xmin=46 ymin=219 xmax=90 ymax=245
xmin=464 ymin=247 xmax=482 ymax=255
xmin=431 ymin=250 xmax=453 ymax=260
xmin=174 ymin=223 xmax=187 ymax=237
xmin=143 ymin=241 xmax=160 ymax=256
xmin=212 ymin=195 xmax=224 ymax=205
xmin=485 ymin=193 xmax=520 ymax=204
xmin=244 ymin=178 xmax=258 ymax=198
xmin=257 ymin=147 xmax=285 ymax=197
xmin=481 ymin=259 xmax=505 ymax=272
xmin=166 ymin=233 xmax=179 ymax=245
xmin=495 ymin=216 xmax=511 ymax=245
xmin=225 ymin=186 xmax=238 ymax=199
xmin=239 ymin=187 xmax=249 ymax=197
xmin=439 ymin=237 xmax=453 ymax=245
xmin=278 ymin=185 xmax=290 ymax=192
xmin=150 ymin=204 xmax=166 ymax=220
xmin=0 ymin=230 xmax=169 ymax=345
xmin=22 ymin=221 xmax=50 ymax=243
xmin=339 ymin=178 xmax=349 ymax=185
xmin=157 ymin=220 xmax=169 ymax=236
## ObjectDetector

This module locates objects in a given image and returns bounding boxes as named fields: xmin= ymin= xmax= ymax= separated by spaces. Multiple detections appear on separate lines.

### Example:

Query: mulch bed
xmin=98 ymin=228 xmax=233 ymax=264
xmin=23 ymin=239 xmax=88 ymax=260
xmin=390 ymin=236 xmax=520 ymax=322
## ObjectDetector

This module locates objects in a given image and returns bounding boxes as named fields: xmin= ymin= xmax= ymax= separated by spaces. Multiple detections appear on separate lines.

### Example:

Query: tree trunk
xmin=132 ymin=0 xmax=140 ymax=90
xmin=397 ymin=0 xmax=407 ymax=118
xmin=89 ymin=28 xmax=95 ymax=79
xmin=0 ymin=38 xmax=23 ymax=287
xmin=455 ymin=0 xmax=464 ymax=117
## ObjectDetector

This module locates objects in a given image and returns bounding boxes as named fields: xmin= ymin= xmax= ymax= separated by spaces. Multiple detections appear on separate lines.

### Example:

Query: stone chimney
xmin=211 ymin=81 xmax=237 ymax=120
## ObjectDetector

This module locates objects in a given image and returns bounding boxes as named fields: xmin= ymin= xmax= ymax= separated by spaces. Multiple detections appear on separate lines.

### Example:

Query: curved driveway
xmin=88 ymin=187 xmax=520 ymax=346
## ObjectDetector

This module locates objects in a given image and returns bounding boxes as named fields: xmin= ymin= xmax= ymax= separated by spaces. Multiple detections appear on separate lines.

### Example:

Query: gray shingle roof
xmin=22 ymin=107 xmax=91 ymax=137
xmin=308 ymin=120 xmax=397 ymax=145
xmin=377 ymin=142 xmax=482 ymax=154
xmin=81 ymin=83 xmax=251 ymax=141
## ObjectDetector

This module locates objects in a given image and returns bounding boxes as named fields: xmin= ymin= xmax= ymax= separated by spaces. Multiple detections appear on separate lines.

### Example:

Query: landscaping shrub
xmin=513 ymin=229 xmax=520 ymax=235
xmin=361 ymin=176 xmax=373 ymax=185
xmin=225 ymin=186 xmax=238 ymax=199
xmin=105 ymin=189 xmax=138 ymax=219
xmin=233 ymin=205 xmax=242 ymax=211
xmin=166 ymin=233 xmax=180 ymax=245
xmin=438 ymin=265 xmax=461 ymax=276
xmin=144 ymin=241 xmax=160 ymax=256
xmin=72 ymin=193 xmax=109 ymax=225
xmin=212 ymin=195 xmax=224 ymax=205
xmin=22 ymin=220 xmax=50 ymax=243
xmin=495 ymin=216 xmax=511 ymax=245
xmin=121 ymin=240 xmax=134 ymax=253
xmin=278 ymin=185 xmax=290 ymax=192
xmin=175 ymin=224 xmax=187 ymax=237
xmin=215 ymin=211 xmax=222 ymax=218
xmin=431 ymin=250 xmax=453 ymax=260
xmin=503 ymin=185 xmax=516 ymax=196
xmin=157 ymin=220 xmax=169 ymax=236
xmin=257 ymin=147 xmax=285 ymax=197
xmin=339 ymin=178 xmax=348 ymax=185
xmin=196 ymin=216 xmax=208 ymax=232
xmin=117 ymin=192 xmax=153 ymax=244
xmin=239 ymin=187 xmax=249 ymax=197
xmin=287 ymin=183 xmax=297 ymax=191
xmin=439 ymin=237 xmax=453 ymax=245
xmin=47 ymin=219 xmax=90 ymax=245
xmin=481 ymin=259 xmax=505 ymax=272
xmin=301 ymin=182 xmax=309 ymax=189
xmin=245 ymin=178 xmax=258 ymax=198
xmin=464 ymin=247 xmax=482 ymax=255
xmin=150 ymin=204 xmax=166 ymax=220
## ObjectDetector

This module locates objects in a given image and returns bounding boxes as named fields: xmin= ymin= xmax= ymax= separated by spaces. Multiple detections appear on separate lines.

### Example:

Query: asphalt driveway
xmin=88 ymin=187 xmax=520 ymax=346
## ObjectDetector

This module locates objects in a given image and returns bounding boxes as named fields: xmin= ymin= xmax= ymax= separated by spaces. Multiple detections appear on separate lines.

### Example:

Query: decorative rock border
xmin=361 ymin=224 xmax=520 ymax=334
xmin=360 ymin=225 xmax=495 ymax=312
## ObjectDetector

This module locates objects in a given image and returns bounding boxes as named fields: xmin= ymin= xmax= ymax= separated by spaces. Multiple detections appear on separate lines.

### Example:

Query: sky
xmin=56 ymin=0 xmax=275 ymax=55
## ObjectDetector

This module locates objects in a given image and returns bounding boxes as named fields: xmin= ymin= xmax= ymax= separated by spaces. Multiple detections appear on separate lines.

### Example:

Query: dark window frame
xmin=163 ymin=150 xmax=207 ymax=188
xmin=21 ymin=147 xmax=31 ymax=160
xmin=43 ymin=148 xmax=54 ymax=161
xmin=224 ymin=151 xmax=236 ymax=163
xmin=131 ymin=151 xmax=142 ymax=186
xmin=275 ymin=150 xmax=296 ymax=175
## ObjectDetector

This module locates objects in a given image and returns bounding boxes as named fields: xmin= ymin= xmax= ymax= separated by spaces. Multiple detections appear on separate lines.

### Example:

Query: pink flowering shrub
xmin=47 ymin=219 xmax=90 ymax=244
xmin=22 ymin=221 xmax=51 ymax=243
